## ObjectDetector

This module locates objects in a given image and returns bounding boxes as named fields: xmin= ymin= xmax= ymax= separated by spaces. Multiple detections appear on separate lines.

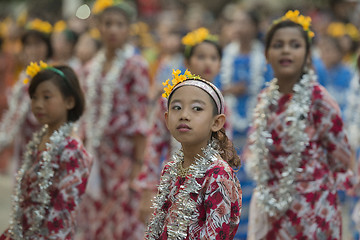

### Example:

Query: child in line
xmin=146 ymin=70 xmax=242 ymax=239
xmin=137 ymin=27 xmax=231 ymax=223
xmin=0 ymin=62 xmax=91 ymax=239
xmin=0 ymin=18 xmax=53 ymax=172
xmin=245 ymin=10 xmax=355 ymax=239
xmin=75 ymin=0 xmax=150 ymax=239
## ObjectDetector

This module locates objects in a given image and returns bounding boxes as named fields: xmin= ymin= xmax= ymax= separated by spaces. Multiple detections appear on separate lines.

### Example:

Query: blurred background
xmin=0 ymin=0 xmax=359 ymax=239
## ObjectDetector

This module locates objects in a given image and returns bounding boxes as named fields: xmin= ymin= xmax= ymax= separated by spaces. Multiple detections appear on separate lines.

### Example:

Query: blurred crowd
xmin=0 ymin=0 xmax=360 ymax=239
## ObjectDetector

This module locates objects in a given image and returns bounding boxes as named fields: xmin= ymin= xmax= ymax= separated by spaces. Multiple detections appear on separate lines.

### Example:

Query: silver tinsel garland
xmin=146 ymin=141 xmax=220 ymax=240
xmin=248 ymin=71 xmax=315 ymax=217
xmin=9 ymin=123 xmax=73 ymax=239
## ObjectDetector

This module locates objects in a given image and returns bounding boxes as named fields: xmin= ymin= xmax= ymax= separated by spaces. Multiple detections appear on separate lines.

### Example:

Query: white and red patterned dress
xmin=76 ymin=53 xmax=150 ymax=239
xmin=146 ymin=155 xmax=242 ymax=239
xmin=247 ymin=83 xmax=355 ymax=240
xmin=0 ymin=137 xmax=91 ymax=240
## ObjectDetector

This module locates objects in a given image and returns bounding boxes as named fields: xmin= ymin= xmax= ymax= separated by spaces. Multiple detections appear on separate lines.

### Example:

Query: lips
xmin=177 ymin=123 xmax=191 ymax=132
xmin=279 ymin=59 xmax=292 ymax=66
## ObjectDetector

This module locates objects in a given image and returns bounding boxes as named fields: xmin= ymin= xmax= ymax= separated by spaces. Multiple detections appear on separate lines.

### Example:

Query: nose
xmin=31 ymin=98 xmax=43 ymax=110
xmin=179 ymin=107 xmax=190 ymax=121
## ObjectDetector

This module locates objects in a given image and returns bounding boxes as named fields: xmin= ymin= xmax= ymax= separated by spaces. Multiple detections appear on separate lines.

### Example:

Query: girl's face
xmin=51 ymin=32 xmax=73 ymax=59
xmin=23 ymin=35 xmax=48 ymax=65
xmin=165 ymin=86 xmax=224 ymax=149
xmin=99 ymin=11 xmax=129 ymax=49
xmin=75 ymin=33 xmax=99 ymax=64
xmin=318 ymin=37 xmax=343 ymax=69
xmin=31 ymin=80 xmax=74 ymax=130
xmin=266 ymin=27 xmax=308 ymax=80
xmin=186 ymin=42 xmax=221 ymax=82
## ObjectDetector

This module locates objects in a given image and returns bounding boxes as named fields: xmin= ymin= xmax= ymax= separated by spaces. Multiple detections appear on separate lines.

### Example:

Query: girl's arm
xmin=199 ymin=165 xmax=242 ymax=239
xmin=45 ymin=139 xmax=91 ymax=238
xmin=315 ymin=86 xmax=355 ymax=190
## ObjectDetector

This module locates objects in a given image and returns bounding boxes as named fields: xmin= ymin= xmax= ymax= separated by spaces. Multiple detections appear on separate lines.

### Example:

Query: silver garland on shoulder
xmin=9 ymin=122 xmax=73 ymax=239
xmin=146 ymin=140 xmax=220 ymax=240
xmin=248 ymin=71 xmax=315 ymax=217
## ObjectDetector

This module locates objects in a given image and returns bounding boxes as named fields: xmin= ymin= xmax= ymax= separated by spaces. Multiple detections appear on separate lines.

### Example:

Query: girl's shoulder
xmin=311 ymin=82 xmax=341 ymax=113
xmin=205 ymin=156 xmax=236 ymax=179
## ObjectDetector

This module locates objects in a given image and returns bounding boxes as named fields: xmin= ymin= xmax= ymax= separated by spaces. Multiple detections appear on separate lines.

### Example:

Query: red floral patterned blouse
xmin=0 ymin=137 xmax=91 ymax=240
xmin=147 ymin=155 xmax=242 ymax=239
xmin=247 ymin=83 xmax=355 ymax=240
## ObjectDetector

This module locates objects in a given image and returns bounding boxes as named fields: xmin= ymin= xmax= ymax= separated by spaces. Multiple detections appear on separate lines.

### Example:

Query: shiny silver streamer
xmin=248 ymin=71 xmax=315 ymax=217
xmin=9 ymin=123 xmax=73 ymax=239
xmin=146 ymin=140 xmax=220 ymax=239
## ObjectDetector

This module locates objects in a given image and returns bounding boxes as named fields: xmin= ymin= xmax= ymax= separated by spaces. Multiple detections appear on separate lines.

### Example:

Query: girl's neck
xmin=239 ymin=39 xmax=252 ymax=54
xmin=47 ymin=121 xmax=67 ymax=136
xmin=182 ymin=143 xmax=207 ymax=168
xmin=277 ymin=73 xmax=302 ymax=94
xmin=105 ymin=44 xmax=125 ymax=59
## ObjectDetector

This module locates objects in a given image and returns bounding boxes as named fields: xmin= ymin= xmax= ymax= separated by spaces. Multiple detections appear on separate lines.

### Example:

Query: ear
xmin=65 ymin=96 xmax=75 ymax=110
xmin=211 ymin=114 xmax=226 ymax=132
xmin=164 ymin=111 xmax=170 ymax=130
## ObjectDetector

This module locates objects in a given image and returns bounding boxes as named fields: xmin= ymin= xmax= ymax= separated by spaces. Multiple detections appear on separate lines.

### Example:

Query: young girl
xmin=0 ymin=62 xmax=91 ymax=239
xmin=245 ymin=10 xmax=355 ymax=239
xmin=0 ymin=19 xmax=53 ymax=171
xmin=146 ymin=70 xmax=242 ymax=239
xmin=75 ymin=0 xmax=150 ymax=239
xmin=137 ymin=28 xmax=231 ymax=222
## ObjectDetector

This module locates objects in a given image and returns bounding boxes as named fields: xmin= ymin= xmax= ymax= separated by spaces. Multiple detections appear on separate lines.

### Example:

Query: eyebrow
xmin=170 ymin=99 xmax=207 ymax=105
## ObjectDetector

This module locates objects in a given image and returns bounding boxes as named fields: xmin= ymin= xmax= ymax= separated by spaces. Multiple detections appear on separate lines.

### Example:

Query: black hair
xmin=64 ymin=29 xmax=79 ymax=47
xmin=98 ymin=4 xmax=136 ymax=24
xmin=28 ymin=65 xmax=85 ymax=122
xmin=185 ymin=39 xmax=222 ymax=60
xmin=265 ymin=20 xmax=311 ymax=57
xmin=21 ymin=30 xmax=53 ymax=59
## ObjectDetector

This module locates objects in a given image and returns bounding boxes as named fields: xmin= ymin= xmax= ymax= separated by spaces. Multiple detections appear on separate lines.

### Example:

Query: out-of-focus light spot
xmin=76 ymin=4 xmax=91 ymax=20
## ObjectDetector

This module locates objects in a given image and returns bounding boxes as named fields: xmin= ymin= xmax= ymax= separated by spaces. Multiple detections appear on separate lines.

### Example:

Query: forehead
xmin=100 ymin=10 xmax=128 ymax=23
xmin=169 ymin=85 xmax=212 ymax=103
xmin=34 ymin=79 xmax=60 ymax=92
xmin=192 ymin=42 xmax=219 ymax=55
xmin=271 ymin=27 xmax=305 ymax=42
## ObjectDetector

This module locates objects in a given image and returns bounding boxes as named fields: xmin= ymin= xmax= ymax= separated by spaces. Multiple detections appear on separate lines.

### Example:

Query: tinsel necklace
xmin=9 ymin=122 xmax=73 ymax=239
xmin=146 ymin=141 xmax=219 ymax=239
xmin=84 ymin=45 xmax=133 ymax=154
xmin=248 ymin=71 xmax=314 ymax=217
xmin=0 ymin=72 xmax=30 ymax=151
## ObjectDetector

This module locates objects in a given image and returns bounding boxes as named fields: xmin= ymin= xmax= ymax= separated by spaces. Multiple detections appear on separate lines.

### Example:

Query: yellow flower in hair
xmin=162 ymin=69 xmax=201 ymax=98
xmin=277 ymin=10 xmax=314 ymax=40
xmin=23 ymin=61 xmax=49 ymax=84
xmin=54 ymin=20 xmax=67 ymax=33
xmin=182 ymin=27 xmax=217 ymax=46
xmin=93 ymin=0 xmax=125 ymax=14
xmin=346 ymin=23 xmax=360 ymax=41
xmin=26 ymin=19 xmax=52 ymax=34
xmin=327 ymin=22 xmax=346 ymax=37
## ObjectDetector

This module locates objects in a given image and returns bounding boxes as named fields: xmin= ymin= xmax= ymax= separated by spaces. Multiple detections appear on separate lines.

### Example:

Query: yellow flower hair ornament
xmin=182 ymin=27 xmax=218 ymax=58
xmin=327 ymin=22 xmax=360 ymax=41
xmin=26 ymin=19 xmax=52 ymax=35
xmin=162 ymin=69 xmax=201 ymax=98
xmin=54 ymin=20 xmax=67 ymax=33
xmin=23 ymin=61 xmax=66 ymax=84
xmin=274 ymin=10 xmax=315 ymax=40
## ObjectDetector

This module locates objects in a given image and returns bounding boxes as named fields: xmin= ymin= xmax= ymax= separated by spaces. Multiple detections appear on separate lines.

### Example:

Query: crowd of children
xmin=0 ymin=0 xmax=360 ymax=239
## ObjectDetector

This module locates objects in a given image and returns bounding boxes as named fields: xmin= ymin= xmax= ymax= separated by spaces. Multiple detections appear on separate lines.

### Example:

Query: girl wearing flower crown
xmin=0 ymin=62 xmax=91 ymax=240
xmin=245 ymin=10 xmax=356 ymax=239
xmin=0 ymin=19 xmax=53 ymax=173
xmin=145 ymin=71 xmax=242 ymax=239
xmin=75 ymin=0 xmax=150 ymax=239
xmin=137 ymin=28 xmax=233 ymax=223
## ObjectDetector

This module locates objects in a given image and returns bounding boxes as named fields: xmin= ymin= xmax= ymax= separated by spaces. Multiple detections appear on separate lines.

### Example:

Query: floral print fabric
xmin=247 ymin=83 xmax=355 ymax=240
